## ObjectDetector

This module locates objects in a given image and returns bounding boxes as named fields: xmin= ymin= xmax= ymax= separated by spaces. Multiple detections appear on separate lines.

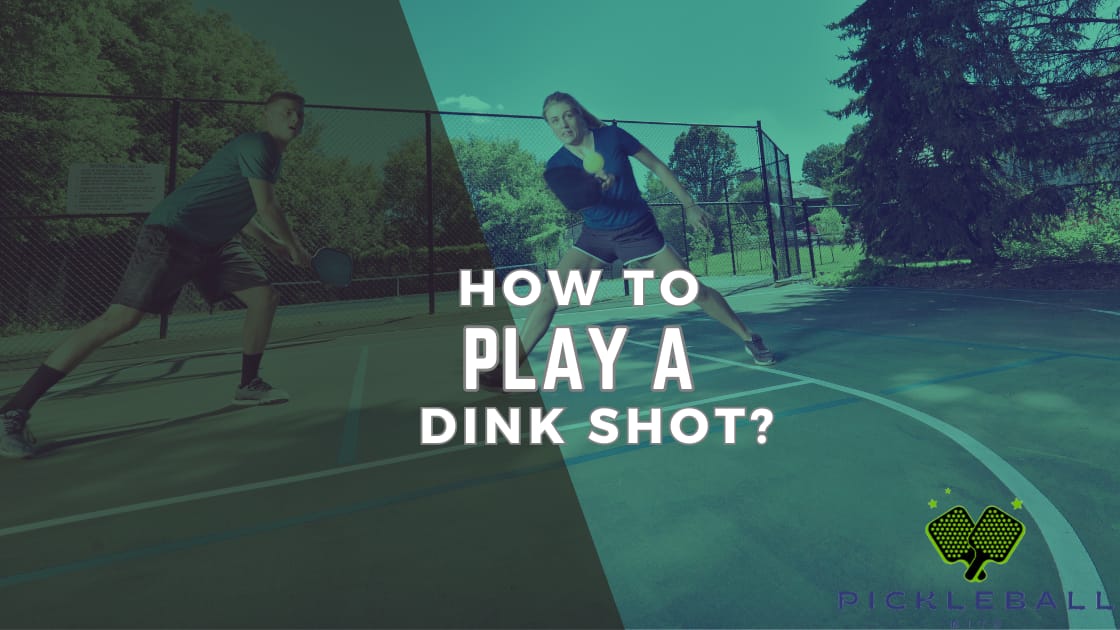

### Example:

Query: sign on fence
xmin=66 ymin=164 xmax=166 ymax=214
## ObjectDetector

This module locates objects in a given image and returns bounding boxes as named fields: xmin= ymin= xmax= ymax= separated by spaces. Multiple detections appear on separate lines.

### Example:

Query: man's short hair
xmin=265 ymin=91 xmax=305 ymax=107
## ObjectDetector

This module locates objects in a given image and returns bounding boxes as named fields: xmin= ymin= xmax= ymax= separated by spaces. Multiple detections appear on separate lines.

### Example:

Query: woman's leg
xmin=636 ymin=246 xmax=775 ymax=365
xmin=638 ymin=247 xmax=752 ymax=338
xmin=519 ymin=249 xmax=604 ymax=361
xmin=481 ymin=248 xmax=605 ymax=389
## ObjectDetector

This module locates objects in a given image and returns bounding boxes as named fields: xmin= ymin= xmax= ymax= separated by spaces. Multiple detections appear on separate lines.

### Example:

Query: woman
xmin=480 ymin=92 xmax=775 ymax=391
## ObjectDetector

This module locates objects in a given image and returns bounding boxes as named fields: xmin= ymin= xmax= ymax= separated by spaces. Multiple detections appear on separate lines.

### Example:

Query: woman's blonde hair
xmin=541 ymin=92 xmax=605 ymax=128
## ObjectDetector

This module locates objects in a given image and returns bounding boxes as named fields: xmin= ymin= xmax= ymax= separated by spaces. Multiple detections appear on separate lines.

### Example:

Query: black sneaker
xmin=233 ymin=377 xmax=291 ymax=406
xmin=744 ymin=334 xmax=776 ymax=366
xmin=1 ymin=409 xmax=37 ymax=459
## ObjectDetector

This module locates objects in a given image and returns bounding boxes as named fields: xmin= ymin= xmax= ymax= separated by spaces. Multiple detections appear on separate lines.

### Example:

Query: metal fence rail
xmin=0 ymin=91 xmax=812 ymax=361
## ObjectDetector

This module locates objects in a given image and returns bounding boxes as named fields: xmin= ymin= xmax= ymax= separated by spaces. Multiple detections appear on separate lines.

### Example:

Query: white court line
xmin=632 ymin=340 xmax=1114 ymax=630
xmin=547 ymin=380 xmax=810 ymax=438
xmin=0 ymin=381 xmax=806 ymax=540
xmin=336 ymin=346 xmax=369 ymax=464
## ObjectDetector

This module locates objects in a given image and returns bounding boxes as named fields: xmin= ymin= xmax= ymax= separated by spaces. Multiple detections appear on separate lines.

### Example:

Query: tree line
xmin=0 ymin=0 xmax=776 ymax=332
xmin=802 ymin=0 xmax=1120 ymax=265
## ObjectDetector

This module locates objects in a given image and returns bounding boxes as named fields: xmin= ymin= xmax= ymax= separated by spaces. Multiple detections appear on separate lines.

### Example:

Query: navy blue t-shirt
xmin=546 ymin=125 xmax=652 ymax=230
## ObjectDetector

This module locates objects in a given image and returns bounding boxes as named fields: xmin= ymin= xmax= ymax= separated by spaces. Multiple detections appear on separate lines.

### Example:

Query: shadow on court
xmin=31 ymin=404 xmax=246 ymax=459
xmin=0 ymin=282 xmax=1116 ymax=628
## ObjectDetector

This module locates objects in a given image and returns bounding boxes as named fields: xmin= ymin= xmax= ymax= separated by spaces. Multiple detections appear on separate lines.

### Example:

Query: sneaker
xmin=233 ymin=377 xmax=290 ymax=406
xmin=1 ymin=409 xmax=37 ymax=459
xmin=744 ymin=334 xmax=776 ymax=366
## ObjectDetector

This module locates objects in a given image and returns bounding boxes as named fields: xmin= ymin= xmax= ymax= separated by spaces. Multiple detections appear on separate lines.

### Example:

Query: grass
xmin=685 ymin=242 xmax=865 ymax=280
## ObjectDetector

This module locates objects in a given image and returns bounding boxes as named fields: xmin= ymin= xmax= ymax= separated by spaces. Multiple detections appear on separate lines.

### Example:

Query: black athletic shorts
xmin=573 ymin=212 xmax=667 ymax=266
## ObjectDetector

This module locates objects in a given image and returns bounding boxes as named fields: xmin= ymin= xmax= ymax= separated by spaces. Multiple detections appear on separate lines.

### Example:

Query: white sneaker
xmin=233 ymin=377 xmax=290 ymax=406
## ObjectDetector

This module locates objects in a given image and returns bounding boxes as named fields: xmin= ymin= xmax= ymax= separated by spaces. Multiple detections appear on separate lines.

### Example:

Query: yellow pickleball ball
xmin=583 ymin=151 xmax=605 ymax=173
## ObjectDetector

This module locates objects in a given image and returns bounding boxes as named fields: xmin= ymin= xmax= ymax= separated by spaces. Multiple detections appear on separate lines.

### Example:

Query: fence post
xmin=723 ymin=179 xmax=737 ymax=275
xmin=680 ymin=204 xmax=691 ymax=267
xmin=426 ymin=112 xmax=435 ymax=315
xmin=756 ymin=122 xmax=779 ymax=283
xmin=772 ymin=144 xmax=793 ymax=277
xmin=803 ymin=199 xmax=817 ymax=278
xmin=160 ymin=99 xmax=181 ymax=340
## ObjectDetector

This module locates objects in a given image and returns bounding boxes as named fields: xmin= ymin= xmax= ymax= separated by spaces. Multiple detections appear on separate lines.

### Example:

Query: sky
xmin=193 ymin=0 xmax=867 ymax=179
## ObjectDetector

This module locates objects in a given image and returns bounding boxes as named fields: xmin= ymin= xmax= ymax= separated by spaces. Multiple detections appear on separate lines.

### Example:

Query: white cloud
xmin=438 ymin=95 xmax=508 ymax=126
xmin=439 ymin=94 xmax=494 ymax=112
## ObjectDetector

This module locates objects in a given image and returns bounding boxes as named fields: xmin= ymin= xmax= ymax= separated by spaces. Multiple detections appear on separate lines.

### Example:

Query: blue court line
xmin=879 ymin=353 xmax=1071 ymax=394
xmin=337 ymin=346 xmax=369 ymax=465
xmin=0 ymin=352 xmax=1081 ymax=589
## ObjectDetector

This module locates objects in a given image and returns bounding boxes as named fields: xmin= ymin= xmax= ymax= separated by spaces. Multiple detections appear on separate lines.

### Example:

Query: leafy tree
xmin=809 ymin=207 xmax=846 ymax=243
xmin=983 ymin=1 xmax=1120 ymax=180
xmin=0 ymin=0 xmax=396 ymax=325
xmin=832 ymin=1 xmax=1066 ymax=263
xmin=829 ymin=0 xmax=1120 ymax=264
xmin=274 ymin=121 xmax=384 ymax=265
xmin=662 ymin=126 xmax=747 ymax=255
xmin=667 ymin=127 xmax=742 ymax=201
xmin=376 ymin=132 xmax=482 ymax=254
xmin=802 ymin=143 xmax=844 ymax=188
xmin=451 ymin=136 xmax=569 ymax=267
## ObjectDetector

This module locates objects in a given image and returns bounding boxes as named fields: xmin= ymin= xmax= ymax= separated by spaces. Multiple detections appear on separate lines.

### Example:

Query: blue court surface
xmin=0 ymin=281 xmax=1116 ymax=629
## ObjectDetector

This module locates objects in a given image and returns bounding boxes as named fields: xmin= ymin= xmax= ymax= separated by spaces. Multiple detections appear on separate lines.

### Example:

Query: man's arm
xmin=248 ymin=178 xmax=311 ymax=266
xmin=248 ymin=179 xmax=299 ymax=245
xmin=240 ymin=217 xmax=287 ymax=254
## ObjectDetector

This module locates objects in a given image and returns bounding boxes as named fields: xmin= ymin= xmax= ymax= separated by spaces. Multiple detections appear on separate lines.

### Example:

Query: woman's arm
xmin=632 ymin=147 xmax=712 ymax=230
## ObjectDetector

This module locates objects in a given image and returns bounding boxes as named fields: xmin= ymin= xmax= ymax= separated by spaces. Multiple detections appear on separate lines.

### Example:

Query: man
xmin=1 ymin=91 xmax=313 ymax=460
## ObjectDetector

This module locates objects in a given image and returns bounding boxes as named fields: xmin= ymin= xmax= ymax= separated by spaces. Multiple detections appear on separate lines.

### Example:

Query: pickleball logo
xmin=926 ymin=506 xmax=1025 ymax=582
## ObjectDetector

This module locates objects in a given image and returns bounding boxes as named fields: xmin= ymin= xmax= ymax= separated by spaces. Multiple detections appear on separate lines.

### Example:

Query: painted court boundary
xmin=629 ymin=342 xmax=1111 ymax=630
xmin=337 ymin=345 xmax=368 ymax=465
xmin=0 ymin=378 xmax=810 ymax=541
xmin=0 ymin=348 xmax=1113 ymax=627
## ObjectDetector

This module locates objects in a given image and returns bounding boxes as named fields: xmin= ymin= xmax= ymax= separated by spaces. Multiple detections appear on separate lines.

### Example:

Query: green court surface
xmin=0 ymin=281 xmax=1116 ymax=629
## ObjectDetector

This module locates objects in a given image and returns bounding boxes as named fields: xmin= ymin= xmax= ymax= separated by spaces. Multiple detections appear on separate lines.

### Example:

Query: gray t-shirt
xmin=146 ymin=132 xmax=282 ymax=247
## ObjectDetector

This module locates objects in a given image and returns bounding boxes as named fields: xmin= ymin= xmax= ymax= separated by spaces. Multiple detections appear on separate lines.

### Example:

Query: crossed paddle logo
xmin=926 ymin=506 xmax=1025 ymax=582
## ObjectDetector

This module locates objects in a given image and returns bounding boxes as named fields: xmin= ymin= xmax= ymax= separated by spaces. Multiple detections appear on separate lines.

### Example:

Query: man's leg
xmin=231 ymin=284 xmax=287 ymax=405
xmin=637 ymin=246 xmax=776 ymax=365
xmin=2 ymin=225 xmax=186 ymax=459
xmin=0 ymin=305 xmax=147 ymax=459
xmin=46 ymin=306 xmax=147 ymax=374
xmin=203 ymin=242 xmax=289 ymax=406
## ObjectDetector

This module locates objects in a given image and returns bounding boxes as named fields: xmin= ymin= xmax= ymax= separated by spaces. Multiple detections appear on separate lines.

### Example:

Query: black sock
xmin=1 ymin=364 xmax=67 ymax=414
xmin=241 ymin=353 xmax=263 ymax=386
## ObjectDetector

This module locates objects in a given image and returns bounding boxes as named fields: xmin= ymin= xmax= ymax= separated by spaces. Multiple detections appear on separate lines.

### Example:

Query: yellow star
xmin=945 ymin=488 xmax=952 ymax=495
xmin=1012 ymin=498 xmax=1023 ymax=510
xmin=928 ymin=499 xmax=938 ymax=509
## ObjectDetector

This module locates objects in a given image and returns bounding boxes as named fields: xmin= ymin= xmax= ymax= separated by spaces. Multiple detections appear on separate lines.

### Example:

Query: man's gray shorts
xmin=112 ymin=225 xmax=271 ymax=314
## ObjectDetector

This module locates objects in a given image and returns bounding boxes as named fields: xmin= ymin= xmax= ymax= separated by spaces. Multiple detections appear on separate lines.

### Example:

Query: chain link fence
xmin=1 ymin=92 xmax=814 ymax=363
